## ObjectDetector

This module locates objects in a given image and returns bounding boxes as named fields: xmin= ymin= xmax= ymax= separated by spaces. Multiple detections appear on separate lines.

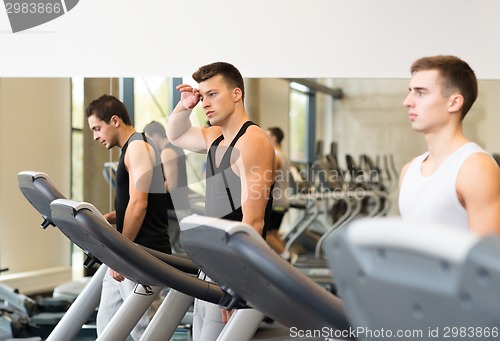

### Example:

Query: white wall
xmin=0 ymin=79 xmax=72 ymax=291
xmin=2 ymin=0 xmax=500 ymax=79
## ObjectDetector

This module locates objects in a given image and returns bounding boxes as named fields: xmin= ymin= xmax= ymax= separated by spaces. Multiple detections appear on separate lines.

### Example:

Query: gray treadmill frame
xmin=324 ymin=217 xmax=500 ymax=341
xmin=18 ymin=171 xmax=220 ymax=340
xmin=180 ymin=215 xmax=351 ymax=334
xmin=19 ymin=171 xmax=287 ymax=341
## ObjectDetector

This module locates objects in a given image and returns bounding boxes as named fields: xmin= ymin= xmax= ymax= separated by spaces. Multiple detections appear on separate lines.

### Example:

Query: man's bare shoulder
xmin=236 ymin=125 xmax=273 ymax=151
xmin=127 ymin=138 xmax=154 ymax=155
xmin=458 ymin=152 xmax=500 ymax=235
xmin=238 ymin=125 xmax=271 ymax=142
xmin=229 ymin=126 xmax=274 ymax=174
xmin=460 ymin=152 xmax=500 ymax=180
xmin=457 ymin=152 xmax=500 ymax=204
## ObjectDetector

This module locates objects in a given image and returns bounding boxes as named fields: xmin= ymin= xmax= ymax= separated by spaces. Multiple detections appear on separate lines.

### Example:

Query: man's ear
xmin=110 ymin=115 xmax=120 ymax=127
xmin=448 ymin=93 xmax=464 ymax=113
xmin=233 ymin=87 xmax=242 ymax=102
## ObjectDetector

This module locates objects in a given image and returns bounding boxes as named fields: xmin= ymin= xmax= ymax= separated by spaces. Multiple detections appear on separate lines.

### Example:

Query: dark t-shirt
xmin=205 ymin=121 xmax=273 ymax=238
xmin=115 ymin=132 xmax=171 ymax=253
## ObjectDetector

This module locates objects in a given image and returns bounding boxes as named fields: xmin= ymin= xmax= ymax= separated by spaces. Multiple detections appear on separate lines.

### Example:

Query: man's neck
xmin=424 ymin=125 xmax=468 ymax=163
xmin=219 ymin=109 xmax=249 ymax=143
xmin=118 ymin=125 xmax=137 ymax=148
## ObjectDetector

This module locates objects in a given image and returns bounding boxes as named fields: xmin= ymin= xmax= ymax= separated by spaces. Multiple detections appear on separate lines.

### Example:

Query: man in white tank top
xmin=399 ymin=55 xmax=500 ymax=236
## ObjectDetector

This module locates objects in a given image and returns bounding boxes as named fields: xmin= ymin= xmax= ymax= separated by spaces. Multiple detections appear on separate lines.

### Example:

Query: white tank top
xmin=399 ymin=142 xmax=489 ymax=231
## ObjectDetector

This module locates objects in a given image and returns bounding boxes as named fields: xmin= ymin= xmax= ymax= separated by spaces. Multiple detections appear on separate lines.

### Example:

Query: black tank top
xmin=115 ymin=132 xmax=171 ymax=253
xmin=205 ymin=121 xmax=273 ymax=238
xmin=163 ymin=142 xmax=190 ymax=211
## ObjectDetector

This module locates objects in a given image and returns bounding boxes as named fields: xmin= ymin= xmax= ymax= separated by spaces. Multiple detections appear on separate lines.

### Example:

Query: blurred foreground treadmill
xmin=324 ymin=218 xmax=500 ymax=341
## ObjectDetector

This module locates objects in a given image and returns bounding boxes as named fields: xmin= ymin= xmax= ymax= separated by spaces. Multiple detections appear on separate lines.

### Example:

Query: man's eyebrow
xmin=200 ymin=88 xmax=216 ymax=95
xmin=409 ymin=86 xmax=428 ymax=91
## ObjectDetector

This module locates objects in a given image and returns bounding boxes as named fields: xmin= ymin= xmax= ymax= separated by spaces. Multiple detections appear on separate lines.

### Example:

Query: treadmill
xmin=179 ymin=215 xmax=353 ymax=339
xmin=18 ymin=171 xmax=268 ymax=341
xmin=323 ymin=217 xmax=500 ymax=341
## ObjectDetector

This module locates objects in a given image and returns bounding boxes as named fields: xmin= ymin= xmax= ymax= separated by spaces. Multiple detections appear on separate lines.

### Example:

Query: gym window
xmin=289 ymin=82 xmax=315 ymax=163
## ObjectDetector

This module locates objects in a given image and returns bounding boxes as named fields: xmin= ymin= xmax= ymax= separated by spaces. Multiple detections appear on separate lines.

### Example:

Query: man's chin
xmin=209 ymin=119 xmax=221 ymax=127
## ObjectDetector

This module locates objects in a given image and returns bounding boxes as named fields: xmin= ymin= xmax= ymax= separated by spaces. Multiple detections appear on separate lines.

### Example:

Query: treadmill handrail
xmin=180 ymin=218 xmax=352 ymax=333
xmin=19 ymin=171 xmax=199 ymax=274
xmin=50 ymin=199 xmax=239 ymax=307
xmin=138 ymin=245 xmax=198 ymax=275
xmin=346 ymin=217 xmax=479 ymax=264
xmin=181 ymin=214 xmax=263 ymax=240
xmin=18 ymin=170 xmax=67 ymax=227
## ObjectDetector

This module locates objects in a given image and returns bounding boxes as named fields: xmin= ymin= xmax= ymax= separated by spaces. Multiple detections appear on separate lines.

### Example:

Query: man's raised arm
xmin=167 ymin=84 xmax=207 ymax=153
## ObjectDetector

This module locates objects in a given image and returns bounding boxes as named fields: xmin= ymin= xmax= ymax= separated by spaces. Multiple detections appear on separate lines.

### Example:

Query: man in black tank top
xmin=167 ymin=62 xmax=275 ymax=341
xmin=86 ymin=95 xmax=170 ymax=341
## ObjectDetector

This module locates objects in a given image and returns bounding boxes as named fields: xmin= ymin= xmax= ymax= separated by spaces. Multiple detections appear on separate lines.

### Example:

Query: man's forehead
xmin=88 ymin=114 xmax=99 ymax=122
xmin=88 ymin=115 xmax=105 ymax=127
xmin=412 ymin=69 xmax=440 ymax=80
xmin=199 ymin=75 xmax=227 ymax=93
xmin=410 ymin=69 xmax=440 ymax=86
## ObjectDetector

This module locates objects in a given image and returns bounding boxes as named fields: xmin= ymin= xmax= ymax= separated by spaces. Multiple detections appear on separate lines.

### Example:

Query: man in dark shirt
xmin=86 ymin=95 xmax=170 ymax=340
xmin=166 ymin=62 xmax=275 ymax=340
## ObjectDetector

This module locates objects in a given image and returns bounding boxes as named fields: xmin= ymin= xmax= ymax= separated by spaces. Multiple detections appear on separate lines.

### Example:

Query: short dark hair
xmin=144 ymin=121 xmax=167 ymax=138
xmin=85 ymin=94 xmax=132 ymax=125
xmin=410 ymin=55 xmax=478 ymax=119
xmin=268 ymin=127 xmax=284 ymax=145
xmin=192 ymin=62 xmax=245 ymax=101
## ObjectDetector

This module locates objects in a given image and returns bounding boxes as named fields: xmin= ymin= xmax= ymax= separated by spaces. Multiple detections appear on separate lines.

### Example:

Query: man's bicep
xmin=239 ymin=142 xmax=275 ymax=231
xmin=240 ymin=173 xmax=270 ymax=234
xmin=469 ymin=173 xmax=500 ymax=235
xmin=461 ymin=156 xmax=500 ymax=235
xmin=468 ymin=196 xmax=500 ymax=236
xmin=241 ymin=162 xmax=273 ymax=206
xmin=169 ymin=126 xmax=208 ymax=153
xmin=126 ymin=141 xmax=155 ymax=194
xmin=128 ymin=165 xmax=151 ymax=208
xmin=240 ymin=141 xmax=274 ymax=198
